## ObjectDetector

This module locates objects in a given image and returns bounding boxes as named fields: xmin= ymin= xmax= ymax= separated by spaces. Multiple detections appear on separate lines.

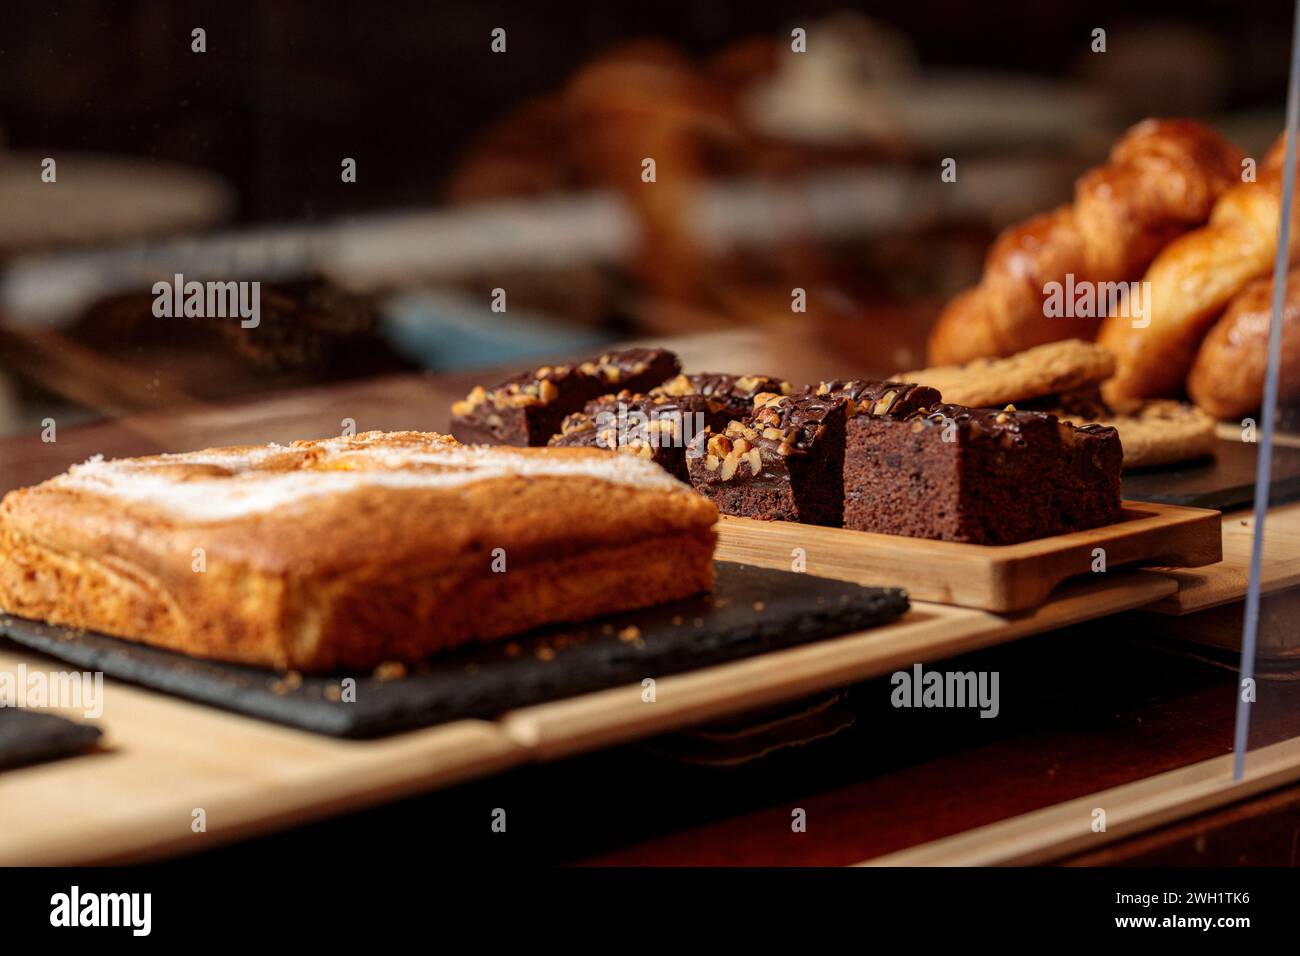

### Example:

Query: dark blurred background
xmin=2 ymin=0 xmax=1290 ymax=222
xmin=0 ymin=0 xmax=1293 ymax=438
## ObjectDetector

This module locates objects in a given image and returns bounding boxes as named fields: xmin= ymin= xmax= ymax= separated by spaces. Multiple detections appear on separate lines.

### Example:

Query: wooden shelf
xmin=0 ymin=571 xmax=1177 ymax=864
xmin=1143 ymin=500 xmax=1300 ymax=614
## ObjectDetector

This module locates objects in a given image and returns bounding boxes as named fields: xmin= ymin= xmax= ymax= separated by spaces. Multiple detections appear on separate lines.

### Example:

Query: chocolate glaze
xmin=749 ymin=394 xmax=845 ymax=455
xmin=809 ymin=380 xmax=940 ymax=418
xmin=905 ymin=402 xmax=1122 ymax=483
xmin=450 ymin=347 xmax=680 ymax=446
xmin=912 ymin=403 xmax=1116 ymax=441
xmin=555 ymin=390 xmax=708 ymax=448
xmin=686 ymin=393 xmax=848 ymax=526
xmin=490 ymin=348 xmax=680 ymax=407
xmin=655 ymin=372 xmax=790 ymax=401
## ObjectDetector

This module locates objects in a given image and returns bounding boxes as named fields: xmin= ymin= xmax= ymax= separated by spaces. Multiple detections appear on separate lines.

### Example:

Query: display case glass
xmin=0 ymin=2 xmax=1298 ymax=888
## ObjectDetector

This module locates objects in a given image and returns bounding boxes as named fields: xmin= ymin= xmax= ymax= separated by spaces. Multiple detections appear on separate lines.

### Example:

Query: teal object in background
xmin=381 ymin=288 xmax=613 ymax=372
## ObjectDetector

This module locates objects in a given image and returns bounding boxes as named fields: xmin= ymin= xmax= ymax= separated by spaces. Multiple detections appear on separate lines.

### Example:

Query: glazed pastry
xmin=0 ymin=431 xmax=718 ymax=672
xmin=1100 ymin=135 xmax=1299 ymax=403
xmin=1188 ymin=267 xmax=1300 ymax=420
xmin=928 ymin=118 xmax=1243 ymax=365
xmin=564 ymin=42 xmax=745 ymax=298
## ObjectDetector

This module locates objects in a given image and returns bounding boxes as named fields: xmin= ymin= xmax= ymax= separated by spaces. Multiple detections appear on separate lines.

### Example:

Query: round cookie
xmin=1049 ymin=399 xmax=1217 ymax=469
xmin=898 ymin=339 xmax=1116 ymax=408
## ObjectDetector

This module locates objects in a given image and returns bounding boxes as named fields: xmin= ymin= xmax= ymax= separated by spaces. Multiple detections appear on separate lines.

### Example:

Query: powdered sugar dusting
xmin=54 ymin=433 xmax=688 ymax=522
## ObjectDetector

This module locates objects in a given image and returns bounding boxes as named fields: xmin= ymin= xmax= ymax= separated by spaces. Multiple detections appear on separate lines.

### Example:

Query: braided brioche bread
xmin=1188 ymin=266 xmax=1300 ymax=419
xmin=928 ymin=119 xmax=1244 ymax=365
xmin=564 ymin=42 xmax=746 ymax=298
xmin=1100 ymin=137 xmax=1298 ymax=403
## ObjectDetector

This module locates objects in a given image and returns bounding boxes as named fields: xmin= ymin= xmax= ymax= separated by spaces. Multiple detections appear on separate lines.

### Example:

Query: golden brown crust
xmin=1100 ymin=137 xmax=1299 ymax=403
xmin=0 ymin=431 xmax=718 ymax=671
xmin=1188 ymin=268 xmax=1300 ymax=420
xmin=929 ymin=118 xmax=1244 ymax=365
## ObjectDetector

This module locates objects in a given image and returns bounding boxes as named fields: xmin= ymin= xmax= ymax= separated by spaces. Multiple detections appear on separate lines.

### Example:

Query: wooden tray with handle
xmin=714 ymin=500 xmax=1223 ymax=612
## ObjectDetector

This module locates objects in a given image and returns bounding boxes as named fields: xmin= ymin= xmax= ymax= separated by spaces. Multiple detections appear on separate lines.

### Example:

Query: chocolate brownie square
xmin=844 ymin=403 xmax=1123 ymax=544
xmin=686 ymin=392 xmax=848 ymax=526
xmin=652 ymin=373 xmax=792 ymax=430
xmin=450 ymin=347 xmax=680 ymax=446
xmin=549 ymin=389 xmax=709 ymax=479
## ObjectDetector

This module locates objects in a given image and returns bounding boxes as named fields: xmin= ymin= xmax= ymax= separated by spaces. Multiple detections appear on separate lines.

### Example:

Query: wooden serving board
xmin=1143 ymin=499 xmax=1300 ymax=615
xmin=714 ymin=501 xmax=1222 ymax=613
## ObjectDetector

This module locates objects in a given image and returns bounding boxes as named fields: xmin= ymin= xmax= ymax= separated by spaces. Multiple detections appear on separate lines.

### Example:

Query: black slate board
xmin=1121 ymin=439 xmax=1300 ymax=510
xmin=0 ymin=562 xmax=908 ymax=739
xmin=0 ymin=709 xmax=101 ymax=772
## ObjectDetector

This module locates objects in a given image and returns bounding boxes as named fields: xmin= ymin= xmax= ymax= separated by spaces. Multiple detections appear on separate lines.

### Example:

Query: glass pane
xmin=0 ymin=4 xmax=1297 ymax=893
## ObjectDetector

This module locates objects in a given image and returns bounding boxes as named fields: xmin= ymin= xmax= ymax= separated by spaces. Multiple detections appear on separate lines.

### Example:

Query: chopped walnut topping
xmin=503 ymin=390 xmax=539 ymax=408
xmin=451 ymin=385 xmax=489 ymax=416
xmin=872 ymin=390 xmax=899 ymax=416
xmin=654 ymin=374 xmax=694 ymax=397
xmin=706 ymin=428 xmax=767 ymax=480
